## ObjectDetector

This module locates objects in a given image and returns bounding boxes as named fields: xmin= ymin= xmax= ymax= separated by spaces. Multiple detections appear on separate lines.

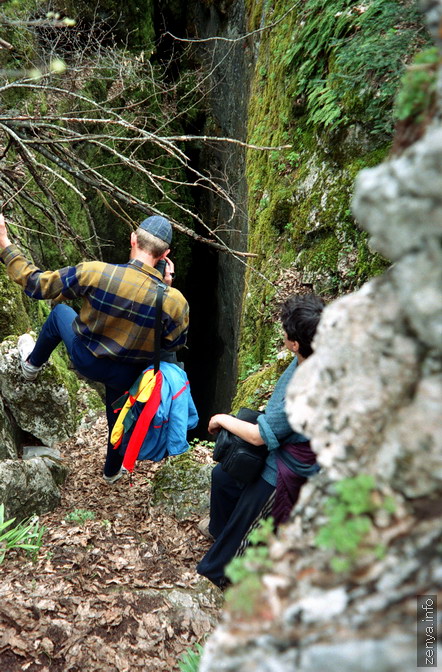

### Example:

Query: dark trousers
xmin=29 ymin=304 xmax=145 ymax=476
xmin=196 ymin=464 xmax=275 ymax=587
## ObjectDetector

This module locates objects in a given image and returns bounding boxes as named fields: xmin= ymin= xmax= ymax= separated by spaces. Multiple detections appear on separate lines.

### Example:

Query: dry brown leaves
xmin=0 ymin=415 xmax=220 ymax=672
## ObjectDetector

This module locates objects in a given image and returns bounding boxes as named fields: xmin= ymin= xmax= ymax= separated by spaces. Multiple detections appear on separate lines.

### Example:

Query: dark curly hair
xmin=280 ymin=294 xmax=325 ymax=358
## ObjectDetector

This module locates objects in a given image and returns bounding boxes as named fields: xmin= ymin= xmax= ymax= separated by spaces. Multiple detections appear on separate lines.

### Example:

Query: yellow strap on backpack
xmin=110 ymin=369 xmax=157 ymax=447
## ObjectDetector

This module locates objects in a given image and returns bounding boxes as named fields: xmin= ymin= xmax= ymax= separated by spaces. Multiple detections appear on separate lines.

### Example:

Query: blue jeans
xmin=30 ymin=304 xmax=145 ymax=476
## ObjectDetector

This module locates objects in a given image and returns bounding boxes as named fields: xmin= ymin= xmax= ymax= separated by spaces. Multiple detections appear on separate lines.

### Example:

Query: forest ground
xmin=0 ymin=414 xmax=221 ymax=672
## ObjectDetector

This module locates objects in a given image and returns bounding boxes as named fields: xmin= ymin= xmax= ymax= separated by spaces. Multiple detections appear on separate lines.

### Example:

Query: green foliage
xmin=59 ymin=0 xmax=155 ymax=51
xmin=0 ymin=504 xmax=46 ymax=564
xmin=315 ymin=475 xmax=396 ymax=572
xmin=189 ymin=438 xmax=215 ymax=449
xmin=233 ymin=357 xmax=285 ymax=412
xmin=283 ymin=0 xmax=430 ymax=135
xmin=394 ymin=46 xmax=440 ymax=122
xmin=65 ymin=509 xmax=96 ymax=524
xmin=0 ymin=264 xmax=31 ymax=339
xmin=224 ymin=517 xmax=274 ymax=614
xmin=240 ymin=0 xmax=415 ymax=376
xmin=178 ymin=643 xmax=204 ymax=672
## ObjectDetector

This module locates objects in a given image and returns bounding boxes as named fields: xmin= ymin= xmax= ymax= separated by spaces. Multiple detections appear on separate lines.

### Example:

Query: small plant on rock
xmin=224 ymin=517 xmax=275 ymax=615
xmin=315 ymin=474 xmax=395 ymax=572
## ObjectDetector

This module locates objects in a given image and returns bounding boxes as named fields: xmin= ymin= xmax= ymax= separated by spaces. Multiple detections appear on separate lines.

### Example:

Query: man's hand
xmin=0 ymin=213 xmax=12 ymax=250
xmin=163 ymin=256 xmax=175 ymax=287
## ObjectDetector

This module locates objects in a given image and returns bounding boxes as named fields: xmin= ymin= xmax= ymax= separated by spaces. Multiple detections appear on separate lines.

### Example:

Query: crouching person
xmin=196 ymin=293 xmax=324 ymax=588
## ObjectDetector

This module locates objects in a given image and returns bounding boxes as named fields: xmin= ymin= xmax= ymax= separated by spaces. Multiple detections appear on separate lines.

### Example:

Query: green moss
xmin=0 ymin=265 xmax=31 ymax=339
xmin=0 ymin=0 xmax=39 ymax=71
xmin=299 ymin=235 xmax=340 ymax=272
xmin=151 ymin=448 xmax=212 ymax=520
xmin=59 ymin=0 xmax=155 ymax=50
xmin=152 ymin=450 xmax=201 ymax=498
xmin=394 ymin=46 xmax=440 ymax=123
xmin=238 ymin=0 xmax=417 ymax=379
xmin=48 ymin=347 xmax=81 ymax=400
xmin=233 ymin=356 xmax=291 ymax=412
xmin=245 ymin=0 xmax=265 ymax=31
xmin=84 ymin=389 xmax=105 ymax=411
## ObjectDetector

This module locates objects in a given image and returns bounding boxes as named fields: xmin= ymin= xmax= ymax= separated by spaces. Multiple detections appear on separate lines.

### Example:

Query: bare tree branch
xmin=162 ymin=1 xmax=302 ymax=45
xmin=0 ymin=15 xmax=284 ymax=262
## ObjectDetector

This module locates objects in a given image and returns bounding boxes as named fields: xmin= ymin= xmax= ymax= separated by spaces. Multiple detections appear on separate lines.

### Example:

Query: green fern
xmin=394 ymin=46 xmax=439 ymax=122
xmin=281 ymin=0 xmax=430 ymax=135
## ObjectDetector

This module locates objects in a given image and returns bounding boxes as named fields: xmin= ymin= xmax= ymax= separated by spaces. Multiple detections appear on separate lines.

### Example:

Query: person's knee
xmin=52 ymin=303 xmax=76 ymax=321
xmin=211 ymin=464 xmax=232 ymax=493
xmin=211 ymin=463 xmax=224 ymax=485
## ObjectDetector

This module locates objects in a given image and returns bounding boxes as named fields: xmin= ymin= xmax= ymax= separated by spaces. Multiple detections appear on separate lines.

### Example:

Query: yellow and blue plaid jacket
xmin=1 ymin=245 xmax=189 ymax=363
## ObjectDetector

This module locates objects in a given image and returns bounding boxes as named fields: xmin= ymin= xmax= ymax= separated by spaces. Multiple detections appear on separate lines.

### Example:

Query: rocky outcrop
xmin=152 ymin=454 xmax=212 ymax=521
xmin=0 ymin=456 xmax=67 ymax=520
xmin=198 ymin=2 xmax=442 ymax=670
xmin=0 ymin=338 xmax=77 ymax=518
xmin=0 ymin=338 xmax=78 ymax=447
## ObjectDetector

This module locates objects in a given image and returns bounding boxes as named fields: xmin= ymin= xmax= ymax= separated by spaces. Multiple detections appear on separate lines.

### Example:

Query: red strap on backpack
xmin=121 ymin=371 xmax=163 ymax=473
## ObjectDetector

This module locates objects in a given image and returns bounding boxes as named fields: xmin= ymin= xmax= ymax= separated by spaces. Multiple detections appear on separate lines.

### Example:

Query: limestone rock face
xmin=0 ymin=338 xmax=76 ymax=519
xmin=0 ymin=395 xmax=20 ymax=461
xmin=152 ymin=455 xmax=212 ymax=521
xmin=199 ymin=2 xmax=442 ymax=670
xmin=0 ymin=458 xmax=68 ymax=520
xmin=0 ymin=339 xmax=78 ymax=447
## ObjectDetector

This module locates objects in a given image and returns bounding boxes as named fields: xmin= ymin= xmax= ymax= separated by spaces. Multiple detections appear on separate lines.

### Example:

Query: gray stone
xmin=0 ymin=395 xmax=19 ymax=460
xmin=376 ymin=374 xmax=442 ymax=498
xmin=0 ymin=338 xmax=76 ymax=519
xmin=293 ymin=587 xmax=348 ymax=624
xmin=22 ymin=445 xmax=62 ymax=461
xmin=285 ymin=279 xmax=421 ymax=472
xmin=391 ymin=249 xmax=442 ymax=350
xmin=353 ymin=128 xmax=442 ymax=261
xmin=0 ymin=458 xmax=68 ymax=520
xmin=152 ymin=457 xmax=212 ymax=520
xmin=299 ymin=635 xmax=414 ymax=672
xmin=0 ymin=339 xmax=79 ymax=447
xmin=199 ymin=631 xmax=298 ymax=672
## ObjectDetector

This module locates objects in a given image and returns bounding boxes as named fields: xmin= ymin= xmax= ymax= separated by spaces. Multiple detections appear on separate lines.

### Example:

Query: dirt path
xmin=0 ymin=414 xmax=221 ymax=672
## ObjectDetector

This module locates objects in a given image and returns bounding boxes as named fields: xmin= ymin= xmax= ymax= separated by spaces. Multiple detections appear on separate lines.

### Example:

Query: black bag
xmin=213 ymin=408 xmax=268 ymax=484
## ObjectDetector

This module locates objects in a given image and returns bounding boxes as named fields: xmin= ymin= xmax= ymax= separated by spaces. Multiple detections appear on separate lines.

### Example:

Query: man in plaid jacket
xmin=0 ymin=212 xmax=189 ymax=483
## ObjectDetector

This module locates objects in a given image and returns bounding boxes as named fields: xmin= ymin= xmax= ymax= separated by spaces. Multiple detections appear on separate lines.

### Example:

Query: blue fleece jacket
xmin=258 ymin=358 xmax=309 ymax=487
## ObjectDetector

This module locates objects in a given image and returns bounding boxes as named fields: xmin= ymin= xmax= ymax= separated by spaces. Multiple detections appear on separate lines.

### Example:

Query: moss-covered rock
xmin=0 ymin=337 xmax=79 ymax=447
xmin=238 ymin=0 xmax=428 ymax=376
xmin=233 ymin=352 xmax=293 ymax=413
xmin=0 ymin=395 xmax=19 ymax=461
xmin=0 ymin=265 xmax=31 ymax=340
xmin=0 ymin=458 xmax=67 ymax=520
xmin=151 ymin=449 xmax=213 ymax=520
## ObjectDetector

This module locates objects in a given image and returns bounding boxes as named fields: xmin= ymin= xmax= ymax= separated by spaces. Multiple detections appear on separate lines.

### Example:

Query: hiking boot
xmin=198 ymin=515 xmax=213 ymax=539
xmin=17 ymin=334 xmax=42 ymax=381
xmin=102 ymin=467 xmax=126 ymax=484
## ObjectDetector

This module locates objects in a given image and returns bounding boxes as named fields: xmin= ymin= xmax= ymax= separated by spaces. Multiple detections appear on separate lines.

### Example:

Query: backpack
xmin=110 ymin=362 xmax=198 ymax=473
